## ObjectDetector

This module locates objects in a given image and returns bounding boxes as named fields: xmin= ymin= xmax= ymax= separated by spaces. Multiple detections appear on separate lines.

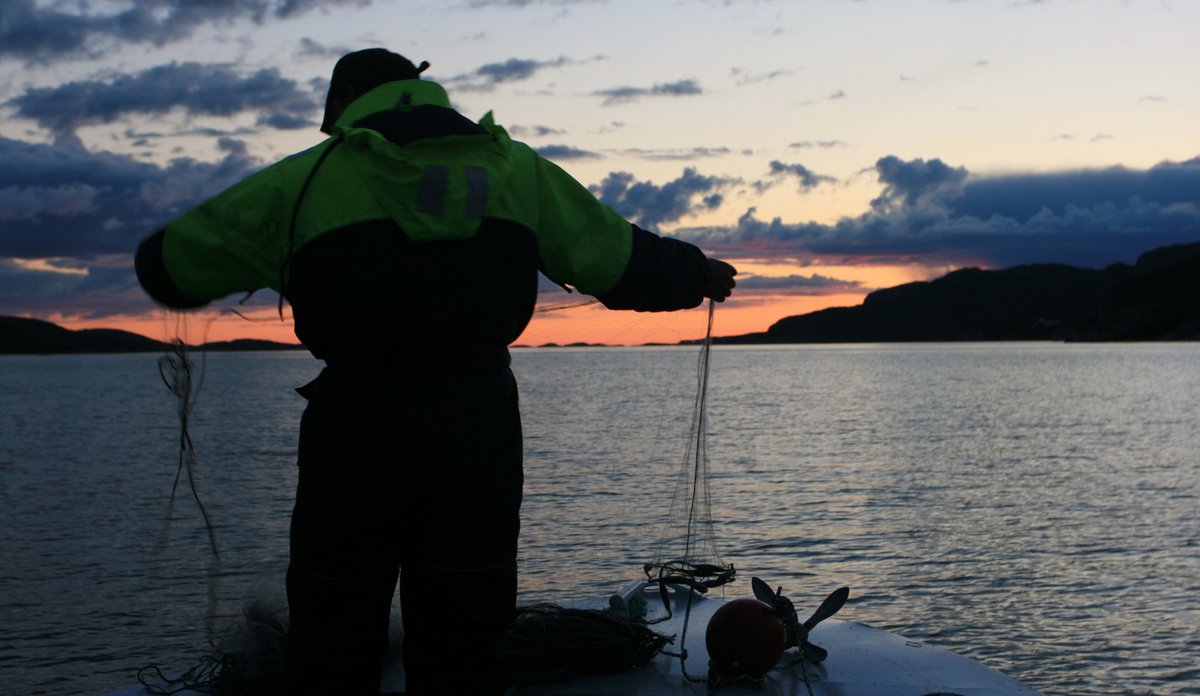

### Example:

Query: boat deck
xmin=105 ymin=582 xmax=1041 ymax=695
xmin=390 ymin=581 xmax=1041 ymax=696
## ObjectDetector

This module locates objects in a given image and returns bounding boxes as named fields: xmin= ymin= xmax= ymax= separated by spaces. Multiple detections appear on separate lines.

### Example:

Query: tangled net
xmin=501 ymin=603 xmax=674 ymax=685
xmin=139 ymin=597 xmax=670 ymax=694
xmin=138 ymin=595 xmax=291 ymax=695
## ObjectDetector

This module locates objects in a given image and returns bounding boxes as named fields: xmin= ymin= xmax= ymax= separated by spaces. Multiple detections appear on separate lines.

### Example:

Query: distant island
xmin=2 ymin=240 xmax=1197 ymax=355
xmin=716 ymin=240 xmax=1200 ymax=344
xmin=0 ymin=316 xmax=305 ymax=355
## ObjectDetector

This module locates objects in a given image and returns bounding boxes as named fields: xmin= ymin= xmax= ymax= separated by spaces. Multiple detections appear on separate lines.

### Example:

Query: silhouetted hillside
xmin=719 ymin=241 xmax=1200 ymax=343
xmin=200 ymin=339 xmax=307 ymax=352
xmin=5 ymin=241 xmax=1197 ymax=352
xmin=1070 ymin=242 xmax=1200 ymax=340
xmin=0 ymin=316 xmax=165 ymax=354
xmin=0 ymin=316 xmax=304 ymax=354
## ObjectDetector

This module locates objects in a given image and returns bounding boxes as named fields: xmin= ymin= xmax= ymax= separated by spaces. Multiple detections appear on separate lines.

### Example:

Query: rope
xmin=800 ymin=653 xmax=816 ymax=696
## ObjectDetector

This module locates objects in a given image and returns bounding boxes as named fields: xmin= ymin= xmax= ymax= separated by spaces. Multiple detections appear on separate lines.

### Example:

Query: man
xmin=136 ymin=48 xmax=736 ymax=695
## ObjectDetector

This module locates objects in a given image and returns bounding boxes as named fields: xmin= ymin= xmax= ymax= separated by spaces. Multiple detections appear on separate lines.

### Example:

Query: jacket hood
xmin=334 ymin=81 xmax=516 ymax=241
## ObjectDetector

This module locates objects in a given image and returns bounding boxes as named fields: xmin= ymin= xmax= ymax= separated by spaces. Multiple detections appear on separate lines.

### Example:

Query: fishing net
xmin=139 ymin=302 xmax=726 ymax=692
xmin=138 ymin=594 xmax=298 ymax=696
xmin=500 ymin=604 xmax=674 ymax=685
xmin=138 ymin=597 xmax=668 ymax=694
xmin=644 ymin=301 xmax=735 ymax=594
xmin=157 ymin=312 xmax=218 ymax=558
xmin=155 ymin=311 xmax=225 ymax=649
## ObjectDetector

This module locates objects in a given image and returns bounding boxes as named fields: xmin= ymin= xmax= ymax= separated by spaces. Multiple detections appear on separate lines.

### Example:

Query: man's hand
xmin=705 ymin=258 xmax=737 ymax=302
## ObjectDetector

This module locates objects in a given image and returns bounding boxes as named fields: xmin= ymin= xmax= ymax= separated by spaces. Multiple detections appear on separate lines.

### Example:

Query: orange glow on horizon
xmin=55 ymin=293 xmax=866 ymax=348
xmin=57 ymin=309 xmax=302 ymax=346
xmin=518 ymin=293 xmax=867 ymax=345
xmin=52 ymin=262 xmax=950 ymax=348
xmin=52 ymin=260 xmax=958 ymax=348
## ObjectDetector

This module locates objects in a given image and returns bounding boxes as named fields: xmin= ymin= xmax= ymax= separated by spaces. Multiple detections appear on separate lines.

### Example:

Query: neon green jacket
xmin=136 ymin=80 xmax=710 ymax=359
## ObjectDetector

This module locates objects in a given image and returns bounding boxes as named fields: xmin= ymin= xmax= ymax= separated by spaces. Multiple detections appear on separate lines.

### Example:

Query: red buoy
xmin=705 ymin=598 xmax=787 ymax=677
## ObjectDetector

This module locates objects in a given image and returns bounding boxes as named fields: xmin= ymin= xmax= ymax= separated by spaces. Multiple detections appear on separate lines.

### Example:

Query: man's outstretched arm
xmin=596 ymin=224 xmax=736 ymax=312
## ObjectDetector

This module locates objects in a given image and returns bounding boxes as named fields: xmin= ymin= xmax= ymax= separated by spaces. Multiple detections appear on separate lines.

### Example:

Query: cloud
xmin=534 ymin=144 xmax=602 ymax=160
xmin=672 ymin=156 xmax=1200 ymax=269
xmin=0 ymin=137 xmax=258 ymax=260
xmin=297 ymin=37 xmax=353 ymax=60
xmin=0 ymin=135 xmax=263 ymax=316
xmin=0 ymin=256 xmax=147 ymax=318
xmin=755 ymin=161 xmax=837 ymax=193
xmin=7 ymin=62 xmax=319 ymax=142
xmin=217 ymin=137 xmax=250 ymax=157
xmin=1064 ymin=133 xmax=1117 ymax=144
xmin=590 ymin=168 xmax=740 ymax=230
xmin=790 ymin=140 xmax=847 ymax=149
xmin=616 ymin=147 xmax=734 ymax=161
xmin=0 ymin=0 xmax=372 ymax=64
xmin=478 ymin=57 xmax=569 ymax=82
xmin=870 ymin=155 xmax=968 ymax=214
xmin=735 ymin=273 xmax=864 ymax=295
xmin=124 ymin=126 xmax=259 ymax=141
xmin=0 ymin=184 xmax=99 ymax=221
xmin=457 ymin=0 xmax=604 ymax=6
xmin=592 ymin=79 xmax=703 ymax=106
xmin=731 ymin=67 xmax=794 ymax=86
xmin=447 ymin=56 xmax=594 ymax=91
xmin=508 ymin=124 xmax=567 ymax=138
xmin=945 ymin=159 xmax=1199 ymax=223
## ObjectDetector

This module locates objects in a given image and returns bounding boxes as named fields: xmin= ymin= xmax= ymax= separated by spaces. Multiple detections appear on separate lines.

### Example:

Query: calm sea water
xmin=1 ymin=344 xmax=1197 ymax=695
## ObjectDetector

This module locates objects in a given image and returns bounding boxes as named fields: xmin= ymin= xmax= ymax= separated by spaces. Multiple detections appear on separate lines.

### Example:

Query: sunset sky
xmin=1 ymin=0 xmax=1197 ymax=346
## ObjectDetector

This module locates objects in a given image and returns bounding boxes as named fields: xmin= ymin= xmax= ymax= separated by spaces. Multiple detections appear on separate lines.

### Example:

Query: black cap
xmin=320 ymin=48 xmax=430 ymax=133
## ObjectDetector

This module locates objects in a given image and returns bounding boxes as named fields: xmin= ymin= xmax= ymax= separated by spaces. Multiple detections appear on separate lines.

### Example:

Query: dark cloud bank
xmin=0 ymin=0 xmax=369 ymax=63
xmin=8 ymin=62 xmax=319 ymax=145
xmin=446 ymin=56 xmax=580 ymax=92
xmin=0 ymin=136 xmax=259 ymax=317
xmin=1 ymin=128 xmax=1197 ymax=316
xmin=591 ymin=168 xmax=737 ymax=230
xmin=674 ymin=155 xmax=1200 ymax=270
xmin=592 ymin=80 xmax=703 ymax=106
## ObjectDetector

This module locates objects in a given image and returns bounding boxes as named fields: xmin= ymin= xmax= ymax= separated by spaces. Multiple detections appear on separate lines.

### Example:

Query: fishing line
xmin=684 ymin=300 xmax=716 ymax=563
xmin=156 ymin=311 xmax=224 ymax=646
xmin=534 ymin=297 xmax=600 ymax=313
xmin=158 ymin=312 xmax=219 ymax=559
xmin=648 ymin=298 xmax=730 ymax=573
xmin=137 ymin=298 xmax=718 ymax=691
xmin=225 ymin=306 xmax=292 ymax=324
xmin=641 ymin=299 xmax=737 ymax=688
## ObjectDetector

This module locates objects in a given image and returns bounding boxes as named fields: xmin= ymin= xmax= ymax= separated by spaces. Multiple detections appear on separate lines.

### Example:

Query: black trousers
xmin=284 ymin=365 xmax=523 ymax=695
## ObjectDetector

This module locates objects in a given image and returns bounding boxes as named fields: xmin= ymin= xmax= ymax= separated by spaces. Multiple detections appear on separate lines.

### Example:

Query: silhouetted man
xmin=136 ymin=48 xmax=736 ymax=695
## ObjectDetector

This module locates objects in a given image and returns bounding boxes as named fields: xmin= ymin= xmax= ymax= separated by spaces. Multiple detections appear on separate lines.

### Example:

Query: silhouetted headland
xmin=4 ymin=241 xmax=1196 ymax=353
xmin=715 ymin=240 xmax=1200 ymax=344
xmin=0 ymin=316 xmax=304 ymax=355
